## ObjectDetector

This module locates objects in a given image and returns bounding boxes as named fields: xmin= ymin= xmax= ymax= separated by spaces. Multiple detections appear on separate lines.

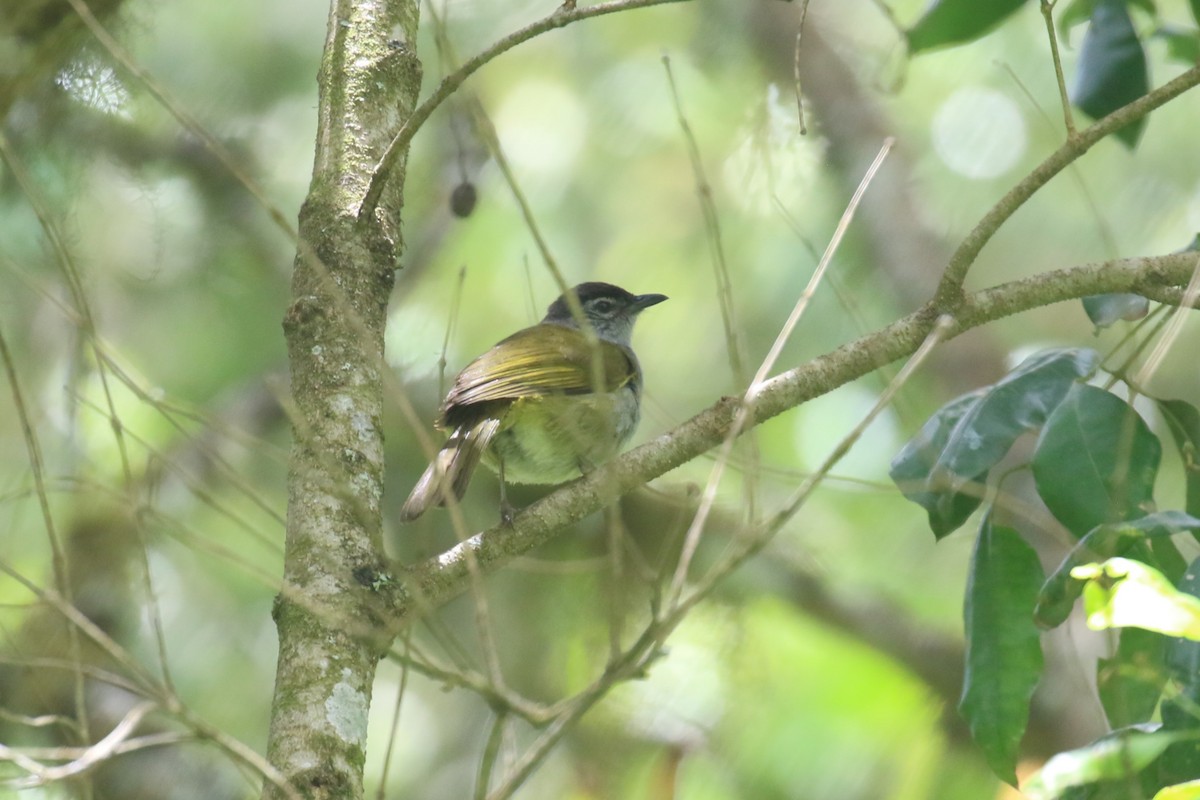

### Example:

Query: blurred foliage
xmin=1 ymin=0 xmax=1200 ymax=798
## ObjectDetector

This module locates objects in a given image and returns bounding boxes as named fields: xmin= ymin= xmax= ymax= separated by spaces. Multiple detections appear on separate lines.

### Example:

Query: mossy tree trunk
xmin=264 ymin=0 xmax=421 ymax=797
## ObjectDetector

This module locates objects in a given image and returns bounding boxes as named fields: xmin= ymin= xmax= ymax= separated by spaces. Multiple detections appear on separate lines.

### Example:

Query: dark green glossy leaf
xmin=1035 ymin=511 xmax=1200 ymax=628
xmin=908 ymin=0 xmax=1029 ymax=53
xmin=1165 ymin=555 xmax=1200 ymax=686
xmin=1158 ymin=557 xmax=1200 ymax=787
xmin=1023 ymin=725 xmax=1182 ymax=799
xmin=1032 ymin=384 xmax=1161 ymax=538
xmin=891 ymin=392 xmax=988 ymax=538
xmin=1070 ymin=0 xmax=1150 ymax=148
xmin=1082 ymin=293 xmax=1150 ymax=329
xmin=1150 ymin=534 xmax=1188 ymax=584
xmin=891 ymin=348 xmax=1099 ymax=539
xmin=959 ymin=516 xmax=1045 ymax=786
xmin=1159 ymin=400 xmax=1200 ymax=532
xmin=1060 ymin=0 xmax=1158 ymax=44
xmin=1098 ymin=627 xmax=1167 ymax=728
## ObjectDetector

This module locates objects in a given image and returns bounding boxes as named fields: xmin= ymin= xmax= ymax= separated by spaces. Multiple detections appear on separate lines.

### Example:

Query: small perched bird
xmin=401 ymin=281 xmax=667 ymax=522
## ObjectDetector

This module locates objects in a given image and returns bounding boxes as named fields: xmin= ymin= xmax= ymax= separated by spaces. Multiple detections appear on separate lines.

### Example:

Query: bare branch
xmin=2 ymin=701 xmax=156 ymax=789
xmin=934 ymin=65 xmax=1200 ymax=309
xmin=360 ymin=0 xmax=692 ymax=220
xmin=404 ymin=252 xmax=1200 ymax=613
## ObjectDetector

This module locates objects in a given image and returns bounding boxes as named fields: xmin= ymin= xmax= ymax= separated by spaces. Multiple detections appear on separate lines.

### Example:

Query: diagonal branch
xmin=933 ymin=65 xmax=1200 ymax=310
xmin=400 ymin=252 xmax=1199 ymax=615
xmin=359 ymin=0 xmax=692 ymax=221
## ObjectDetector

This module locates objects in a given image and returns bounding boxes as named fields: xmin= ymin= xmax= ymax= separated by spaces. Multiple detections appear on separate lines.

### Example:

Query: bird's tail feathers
xmin=399 ymin=419 xmax=500 ymax=521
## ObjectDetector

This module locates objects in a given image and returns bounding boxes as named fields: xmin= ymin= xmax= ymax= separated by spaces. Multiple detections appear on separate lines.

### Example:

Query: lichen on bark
xmin=264 ymin=0 xmax=421 ymax=797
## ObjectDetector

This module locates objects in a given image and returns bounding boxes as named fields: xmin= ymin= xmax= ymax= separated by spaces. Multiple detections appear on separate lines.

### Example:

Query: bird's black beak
xmin=633 ymin=293 xmax=668 ymax=311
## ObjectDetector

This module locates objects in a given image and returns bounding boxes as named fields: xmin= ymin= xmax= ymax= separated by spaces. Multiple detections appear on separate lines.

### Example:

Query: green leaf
xmin=1035 ymin=511 xmax=1200 ymax=628
xmin=1060 ymin=0 xmax=1158 ymax=44
xmin=1155 ymin=780 xmax=1200 ymax=800
xmin=1070 ymin=0 xmax=1151 ymax=148
xmin=1156 ymin=559 xmax=1200 ymax=790
xmin=891 ymin=348 xmax=1099 ymax=539
xmin=1192 ymin=0 xmax=1200 ymax=27
xmin=1155 ymin=25 xmax=1200 ymax=66
xmin=1082 ymin=293 xmax=1150 ymax=329
xmin=1158 ymin=400 xmax=1200 ymax=528
xmin=1165 ymin=555 xmax=1200 ymax=685
xmin=1032 ymin=384 xmax=1161 ymax=538
xmin=1098 ymin=627 xmax=1168 ymax=728
xmin=890 ymin=392 xmax=989 ymax=538
xmin=908 ymin=0 xmax=1030 ymax=53
xmin=959 ymin=515 xmax=1045 ymax=786
xmin=1072 ymin=558 xmax=1200 ymax=638
xmin=1058 ymin=0 xmax=1098 ymax=42
xmin=1023 ymin=726 xmax=1185 ymax=799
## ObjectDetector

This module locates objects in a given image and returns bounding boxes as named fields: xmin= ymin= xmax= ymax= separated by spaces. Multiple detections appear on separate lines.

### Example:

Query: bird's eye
xmin=590 ymin=299 xmax=616 ymax=315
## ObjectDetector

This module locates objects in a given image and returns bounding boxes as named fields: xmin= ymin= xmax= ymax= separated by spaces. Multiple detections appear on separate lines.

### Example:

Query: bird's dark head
xmin=543 ymin=282 xmax=668 ymax=344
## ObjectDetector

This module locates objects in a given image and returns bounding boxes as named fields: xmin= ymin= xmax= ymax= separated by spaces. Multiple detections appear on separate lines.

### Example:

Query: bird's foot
xmin=499 ymin=499 xmax=517 ymax=526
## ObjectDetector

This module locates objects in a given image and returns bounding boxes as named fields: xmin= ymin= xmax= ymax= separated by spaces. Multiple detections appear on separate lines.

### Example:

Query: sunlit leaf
xmin=1070 ymin=0 xmax=1150 ymax=148
xmin=1023 ymin=725 xmax=1183 ymax=799
xmin=1032 ymin=384 xmax=1161 ymax=539
xmin=1155 ymin=779 xmax=1200 ymax=800
xmin=891 ymin=348 xmax=1098 ymax=539
xmin=1035 ymin=511 xmax=1200 ymax=628
xmin=959 ymin=515 xmax=1045 ymax=786
xmin=1072 ymin=558 xmax=1200 ymax=638
xmin=908 ymin=0 xmax=1030 ymax=53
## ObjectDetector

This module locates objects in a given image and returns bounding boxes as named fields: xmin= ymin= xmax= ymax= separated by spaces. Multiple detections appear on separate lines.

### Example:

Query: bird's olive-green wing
xmin=443 ymin=325 xmax=636 ymax=412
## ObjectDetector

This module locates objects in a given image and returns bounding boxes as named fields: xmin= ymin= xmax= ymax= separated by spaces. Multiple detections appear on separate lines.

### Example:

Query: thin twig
xmin=662 ymin=55 xmax=747 ymax=386
xmin=688 ymin=315 xmax=957 ymax=609
xmin=793 ymin=0 xmax=811 ymax=134
xmin=662 ymin=52 xmax=759 ymax=527
xmin=2 ymin=702 xmax=157 ymax=788
xmin=387 ymin=646 xmax=554 ymax=725
xmin=664 ymin=139 xmax=894 ymax=609
xmin=361 ymin=0 xmax=692 ymax=220
xmin=0 ymin=127 xmax=178 ymax=704
xmin=1039 ymin=0 xmax=1076 ymax=138
xmin=486 ymin=625 xmax=668 ymax=800
xmin=1130 ymin=253 xmax=1200 ymax=387
xmin=998 ymin=62 xmax=1117 ymax=256
xmin=475 ymin=711 xmax=508 ymax=800
xmin=933 ymin=64 xmax=1200 ymax=309
xmin=410 ymin=251 xmax=1200 ymax=611
xmin=64 ymin=0 xmax=296 ymax=241
xmin=375 ymin=631 xmax=412 ymax=800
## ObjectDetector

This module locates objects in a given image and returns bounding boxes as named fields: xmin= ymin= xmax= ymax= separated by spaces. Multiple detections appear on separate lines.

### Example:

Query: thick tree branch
xmin=399 ymin=252 xmax=1199 ymax=616
xmin=264 ymin=0 xmax=421 ymax=797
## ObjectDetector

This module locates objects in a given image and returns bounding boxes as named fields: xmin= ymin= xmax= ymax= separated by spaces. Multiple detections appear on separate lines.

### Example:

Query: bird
xmin=400 ymin=281 xmax=667 ymax=522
